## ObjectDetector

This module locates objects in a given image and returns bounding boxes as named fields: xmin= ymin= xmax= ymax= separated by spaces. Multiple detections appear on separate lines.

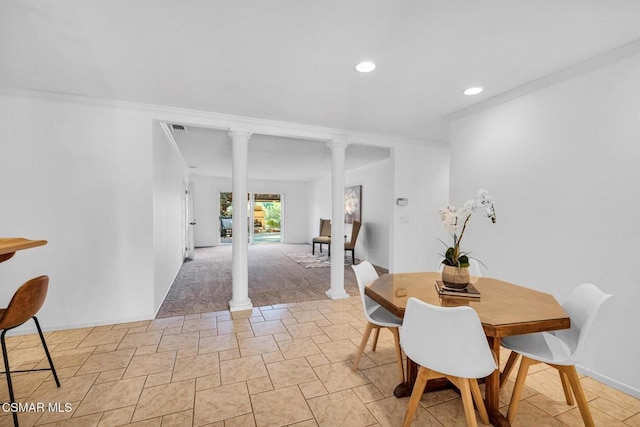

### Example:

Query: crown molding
xmin=446 ymin=38 xmax=640 ymax=122
xmin=0 ymin=86 xmax=447 ymax=148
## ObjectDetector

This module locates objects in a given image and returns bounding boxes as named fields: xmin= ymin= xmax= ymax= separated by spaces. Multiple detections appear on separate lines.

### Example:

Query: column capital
xmin=327 ymin=139 xmax=350 ymax=150
xmin=228 ymin=129 xmax=252 ymax=141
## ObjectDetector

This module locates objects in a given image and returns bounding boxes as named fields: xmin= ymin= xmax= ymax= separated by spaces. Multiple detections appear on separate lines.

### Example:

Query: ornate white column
xmin=326 ymin=139 xmax=350 ymax=300
xmin=229 ymin=130 xmax=253 ymax=312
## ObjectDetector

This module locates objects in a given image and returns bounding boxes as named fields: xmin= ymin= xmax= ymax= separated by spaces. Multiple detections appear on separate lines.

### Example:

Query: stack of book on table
xmin=434 ymin=281 xmax=481 ymax=299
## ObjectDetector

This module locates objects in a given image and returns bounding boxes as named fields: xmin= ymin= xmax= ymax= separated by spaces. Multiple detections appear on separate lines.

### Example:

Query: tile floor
xmin=1 ymin=296 xmax=639 ymax=426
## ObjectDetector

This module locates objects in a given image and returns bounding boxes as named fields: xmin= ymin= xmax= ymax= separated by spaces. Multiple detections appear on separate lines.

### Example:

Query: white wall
xmin=389 ymin=142 xmax=450 ymax=273
xmin=0 ymin=92 xmax=157 ymax=330
xmin=152 ymin=123 xmax=189 ymax=312
xmin=344 ymin=159 xmax=392 ymax=268
xmin=191 ymin=175 xmax=311 ymax=246
xmin=450 ymin=55 xmax=640 ymax=397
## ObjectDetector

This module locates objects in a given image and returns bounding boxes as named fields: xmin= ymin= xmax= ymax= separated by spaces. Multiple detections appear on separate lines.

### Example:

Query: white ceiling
xmin=3 ymin=1 xmax=640 ymax=179
xmin=171 ymin=125 xmax=390 ymax=181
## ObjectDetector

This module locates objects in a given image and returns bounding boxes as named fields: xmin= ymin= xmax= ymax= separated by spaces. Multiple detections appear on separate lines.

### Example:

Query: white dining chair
xmin=437 ymin=257 xmax=482 ymax=277
xmin=501 ymin=283 xmax=611 ymax=427
xmin=400 ymin=297 xmax=497 ymax=427
xmin=351 ymin=261 xmax=404 ymax=382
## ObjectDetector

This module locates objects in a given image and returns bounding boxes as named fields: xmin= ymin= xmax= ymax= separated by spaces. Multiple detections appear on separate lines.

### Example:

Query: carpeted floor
xmin=156 ymin=244 xmax=384 ymax=318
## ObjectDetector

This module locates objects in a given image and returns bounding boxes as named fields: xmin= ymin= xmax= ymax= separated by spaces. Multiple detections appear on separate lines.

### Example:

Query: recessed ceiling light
xmin=463 ymin=87 xmax=483 ymax=96
xmin=355 ymin=61 xmax=376 ymax=73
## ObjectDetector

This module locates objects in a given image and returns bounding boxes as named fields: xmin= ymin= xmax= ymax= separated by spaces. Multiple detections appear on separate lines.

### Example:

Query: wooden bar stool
xmin=1 ymin=275 xmax=60 ymax=427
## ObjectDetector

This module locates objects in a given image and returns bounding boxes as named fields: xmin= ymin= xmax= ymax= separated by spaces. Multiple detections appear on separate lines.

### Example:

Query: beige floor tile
xmin=125 ymin=417 xmax=162 ymax=426
xmin=217 ymin=319 xmax=252 ymax=335
xmin=147 ymin=317 xmax=184 ymax=331
xmin=524 ymin=369 xmax=596 ymax=404
xmin=362 ymin=340 xmax=400 ymax=366
xmin=131 ymin=379 xmax=195 ymax=422
xmin=556 ymin=405 xmax=627 ymax=427
xmin=266 ymin=358 xmax=318 ymax=388
xmin=199 ymin=333 xmax=238 ymax=354
xmin=251 ymin=385 xmax=313 ymax=427
xmin=171 ymin=352 xmax=220 ymax=382
xmin=320 ymin=323 xmax=362 ymax=341
xmin=523 ymin=392 xmax=576 ymax=417
xmin=117 ymin=330 xmax=164 ymax=350
xmin=157 ymin=332 xmax=199 ymax=352
xmin=285 ymin=322 xmax=325 ymax=338
xmin=250 ymin=320 xmax=288 ymax=337
xmin=76 ymin=349 xmax=135 ymax=376
xmin=590 ymin=396 xmax=637 ymax=421
xmin=313 ymin=361 xmax=369 ymax=393
xmin=223 ymin=413 xmax=256 ymax=427
xmin=581 ymin=377 xmax=640 ymax=413
xmin=366 ymin=396 xmax=440 ymax=427
xmin=499 ymin=400 xmax=567 ymax=427
xmin=220 ymin=348 xmax=241 ymax=361
xmin=182 ymin=317 xmax=217 ymax=333
xmin=276 ymin=337 xmax=322 ymax=360
xmin=47 ymin=329 xmax=93 ymax=345
xmin=78 ymin=329 xmax=127 ymax=348
xmin=196 ymin=374 xmax=221 ymax=391
xmin=261 ymin=351 xmax=284 ymax=364
xmin=194 ymin=382 xmax=252 ymax=426
xmin=362 ymin=363 xmax=406 ymax=398
xmin=246 ymin=377 xmax=273 ymax=395
xmin=625 ymin=412 xmax=640 ymax=426
xmin=145 ymin=371 xmax=173 ymax=388
xmin=498 ymin=378 xmax=538 ymax=408
xmin=97 ymin=405 xmax=136 ymax=426
xmin=0 ymin=371 xmax=50 ymax=401
xmin=352 ymin=384 xmax=384 ymax=404
xmin=299 ymin=380 xmax=328 ymax=399
xmin=33 ymin=400 xmax=78 ymax=425
xmin=316 ymin=339 xmax=358 ymax=363
xmin=74 ymin=377 xmax=146 ymax=416
xmin=28 ymin=373 xmax=98 ymax=404
xmin=46 ymin=412 xmax=103 ymax=426
xmin=160 ymin=409 xmax=193 ymax=427
xmin=220 ymin=355 xmax=268 ymax=385
xmin=46 ymin=347 xmax=95 ymax=369
xmin=292 ymin=310 xmax=327 ymax=324
xmin=123 ymin=351 xmax=177 ymax=379
xmin=322 ymin=310 xmax=361 ymax=325
xmin=260 ymin=309 xmax=293 ymax=321
xmin=307 ymin=389 xmax=376 ymax=427
xmin=238 ymin=335 xmax=279 ymax=357
xmin=427 ymin=397 xmax=489 ymax=427
xmin=95 ymin=368 xmax=126 ymax=384
xmin=4 ymin=346 xmax=49 ymax=369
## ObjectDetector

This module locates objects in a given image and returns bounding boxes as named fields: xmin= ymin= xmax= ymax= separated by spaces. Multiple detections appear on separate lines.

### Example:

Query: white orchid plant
xmin=438 ymin=189 xmax=496 ymax=268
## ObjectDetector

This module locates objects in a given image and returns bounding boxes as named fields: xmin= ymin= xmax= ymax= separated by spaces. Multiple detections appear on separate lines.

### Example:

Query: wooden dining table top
xmin=365 ymin=272 xmax=570 ymax=338
xmin=0 ymin=237 xmax=48 ymax=263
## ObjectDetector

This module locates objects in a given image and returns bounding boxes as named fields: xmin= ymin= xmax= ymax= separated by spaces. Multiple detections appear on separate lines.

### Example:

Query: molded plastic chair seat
xmin=0 ymin=275 xmax=60 ymax=427
xmin=351 ymin=261 xmax=404 ymax=383
xmin=400 ymin=297 xmax=496 ymax=427
xmin=501 ymin=283 xmax=611 ymax=427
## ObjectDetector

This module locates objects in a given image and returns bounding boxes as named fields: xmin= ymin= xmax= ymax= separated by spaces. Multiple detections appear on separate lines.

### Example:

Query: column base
xmin=229 ymin=298 xmax=253 ymax=312
xmin=325 ymin=289 xmax=350 ymax=300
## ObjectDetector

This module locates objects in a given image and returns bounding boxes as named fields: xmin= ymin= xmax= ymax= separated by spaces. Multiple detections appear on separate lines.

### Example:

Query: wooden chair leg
xmin=507 ymin=355 xmax=534 ymax=424
xmin=470 ymin=378 xmax=489 ymax=425
xmin=371 ymin=328 xmax=381 ymax=351
xmin=402 ymin=366 xmax=430 ymax=427
xmin=559 ymin=370 xmax=575 ymax=405
xmin=353 ymin=322 xmax=374 ymax=371
xmin=559 ymin=365 xmax=595 ymax=427
xmin=458 ymin=377 xmax=479 ymax=427
xmin=500 ymin=351 xmax=520 ymax=387
xmin=390 ymin=327 xmax=405 ymax=382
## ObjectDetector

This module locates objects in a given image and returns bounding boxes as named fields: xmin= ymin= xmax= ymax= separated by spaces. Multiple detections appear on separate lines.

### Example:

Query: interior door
xmin=185 ymin=183 xmax=195 ymax=259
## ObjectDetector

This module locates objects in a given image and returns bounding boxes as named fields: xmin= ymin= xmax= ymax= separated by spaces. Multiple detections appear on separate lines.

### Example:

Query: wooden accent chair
xmin=312 ymin=218 xmax=331 ymax=255
xmin=501 ymin=283 xmax=611 ymax=427
xmin=1 ymin=275 xmax=60 ymax=426
xmin=345 ymin=220 xmax=361 ymax=264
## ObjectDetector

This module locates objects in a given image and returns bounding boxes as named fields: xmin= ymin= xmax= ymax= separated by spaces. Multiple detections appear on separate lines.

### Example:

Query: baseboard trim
xmin=577 ymin=364 xmax=640 ymax=398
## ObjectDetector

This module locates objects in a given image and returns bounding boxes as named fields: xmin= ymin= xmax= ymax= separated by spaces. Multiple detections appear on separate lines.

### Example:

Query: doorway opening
xmin=219 ymin=192 xmax=282 ymax=244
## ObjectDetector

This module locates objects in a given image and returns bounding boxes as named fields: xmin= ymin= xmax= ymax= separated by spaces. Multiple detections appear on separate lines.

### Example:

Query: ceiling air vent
xmin=170 ymin=124 xmax=186 ymax=133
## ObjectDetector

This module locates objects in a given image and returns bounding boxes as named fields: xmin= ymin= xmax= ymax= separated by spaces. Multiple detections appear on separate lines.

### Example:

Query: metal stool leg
xmin=33 ymin=316 xmax=60 ymax=387
xmin=1 ymin=330 xmax=19 ymax=427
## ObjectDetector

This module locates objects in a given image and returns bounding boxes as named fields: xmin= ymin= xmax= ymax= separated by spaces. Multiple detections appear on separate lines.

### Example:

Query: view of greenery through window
xmin=219 ymin=193 xmax=281 ymax=242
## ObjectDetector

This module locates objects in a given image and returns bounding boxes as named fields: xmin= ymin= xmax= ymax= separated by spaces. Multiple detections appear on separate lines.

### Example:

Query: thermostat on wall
xmin=396 ymin=198 xmax=408 ymax=206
